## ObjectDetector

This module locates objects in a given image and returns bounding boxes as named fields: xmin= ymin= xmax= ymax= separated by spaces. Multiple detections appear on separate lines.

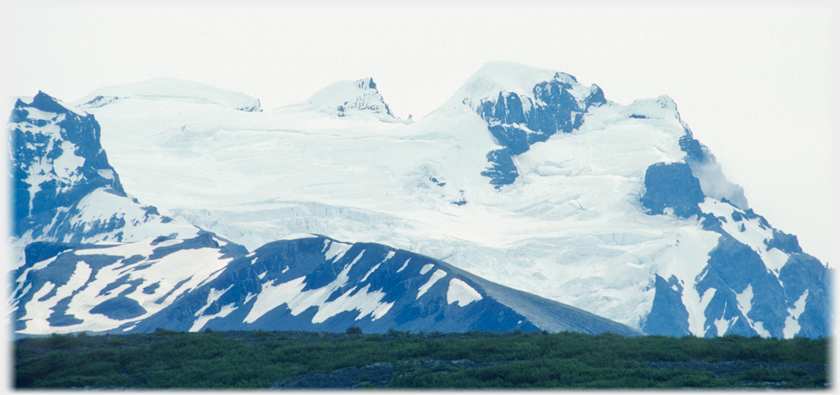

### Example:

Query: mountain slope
xmin=12 ymin=233 xmax=242 ymax=335
xmin=134 ymin=235 xmax=641 ymax=336
xmin=7 ymin=93 xmax=201 ymax=268
xmin=8 ymin=62 xmax=830 ymax=339
xmin=12 ymin=234 xmax=641 ymax=336
xmin=73 ymin=77 xmax=262 ymax=112
xmin=303 ymin=77 xmax=401 ymax=121
xmin=8 ymin=93 xmax=639 ymax=337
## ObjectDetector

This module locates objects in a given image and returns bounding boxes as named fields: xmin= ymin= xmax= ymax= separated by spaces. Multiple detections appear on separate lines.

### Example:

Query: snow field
xmin=73 ymin=77 xmax=261 ymax=112
xmin=66 ymin=67 xmax=807 ymax=335
xmin=17 ymin=240 xmax=233 ymax=334
xmin=242 ymin=248 xmax=393 ymax=326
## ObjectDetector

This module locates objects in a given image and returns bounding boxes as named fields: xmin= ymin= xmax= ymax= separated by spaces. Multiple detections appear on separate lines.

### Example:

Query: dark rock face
xmin=766 ymin=230 xmax=803 ymax=255
xmin=698 ymin=235 xmax=787 ymax=338
xmin=476 ymin=75 xmax=604 ymax=188
xmin=641 ymin=275 xmax=689 ymax=337
xmin=778 ymin=254 xmax=831 ymax=339
xmin=10 ymin=92 xmax=127 ymax=237
xmin=480 ymin=148 xmax=519 ymax=187
xmin=641 ymin=162 xmax=705 ymax=218
xmin=8 ymin=92 xmax=192 ymax=245
xmin=639 ymin=146 xmax=829 ymax=339
xmin=89 ymin=296 xmax=147 ymax=320
xmin=678 ymin=131 xmax=709 ymax=164
xmin=643 ymin=231 xmax=831 ymax=339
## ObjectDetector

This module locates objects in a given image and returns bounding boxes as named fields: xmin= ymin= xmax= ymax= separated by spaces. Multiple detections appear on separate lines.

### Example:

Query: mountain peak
xmin=440 ymin=61 xmax=596 ymax=112
xmin=355 ymin=77 xmax=378 ymax=90
xmin=73 ymin=77 xmax=262 ymax=112
xmin=306 ymin=77 xmax=395 ymax=119
xmin=24 ymin=91 xmax=86 ymax=117
xmin=9 ymin=93 xmax=199 ymax=250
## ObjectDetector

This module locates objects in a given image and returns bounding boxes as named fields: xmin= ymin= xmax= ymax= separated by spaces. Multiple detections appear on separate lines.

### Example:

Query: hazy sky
xmin=3 ymin=5 xmax=836 ymax=266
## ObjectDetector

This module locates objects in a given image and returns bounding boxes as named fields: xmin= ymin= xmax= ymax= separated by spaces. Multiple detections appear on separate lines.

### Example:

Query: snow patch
xmin=361 ymin=263 xmax=381 ymax=282
xmin=349 ymin=250 xmax=367 ymax=266
xmin=324 ymin=240 xmax=353 ymax=262
xmin=52 ymin=141 xmax=86 ymax=189
xmin=419 ymin=264 xmax=434 ymax=275
xmin=18 ymin=261 xmax=92 ymax=334
xmin=783 ymin=290 xmax=809 ymax=338
xmin=417 ymin=269 xmax=448 ymax=299
xmin=243 ymin=277 xmax=307 ymax=324
xmin=713 ymin=307 xmax=735 ymax=336
xmin=446 ymin=278 xmax=483 ymax=307
xmin=753 ymin=321 xmax=771 ymax=338
xmin=19 ymin=245 xmax=233 ymax=334
xmin=736 ymin=284 xmax=753 ymax=316
xmin=194 ymin=285 xmax=234 ymax=317
xmin=313 ymin=284 xmax=393 ymax=323
xmin=190 ymin=303 xmax=237 ymax=332
xmin=281 ymin=233 xmax=318 ymax=241
xmin=693 ymin=288 xmax=717 ymax=336
xmin=243 ymin=249 xmax=388 ymax=325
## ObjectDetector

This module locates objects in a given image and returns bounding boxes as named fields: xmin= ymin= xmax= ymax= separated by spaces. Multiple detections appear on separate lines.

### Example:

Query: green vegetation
xmin=14 ymin=329 xmax=829 ymax=389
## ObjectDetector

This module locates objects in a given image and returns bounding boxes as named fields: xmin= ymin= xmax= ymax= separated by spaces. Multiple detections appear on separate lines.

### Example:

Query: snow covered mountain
xmin=297 ymin=77 xmax=403 ymax=122
xmin=7 ymin=92 xmax=201 ymax=266
xmin=75 ymin=77 xmax=262 ymax=112
xmin=8 ymin=90 xmax=640 ymax=337
xmin=12 ymin=233 xmax=244 ymax=335
xmin=13 ymin=234 xmax=640 ymax=336
xmin=7 ymin=61 xmax=831 ymax=338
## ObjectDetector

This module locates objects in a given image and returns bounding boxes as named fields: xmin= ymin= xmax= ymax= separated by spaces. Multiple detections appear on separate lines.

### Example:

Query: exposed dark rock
xmin=641 ymin=162 xmax=705 ymax=218
xmin=476 ymin=76 xmax=604 ymax=187
xmin=766 ymin=229 xmax=803 ymax=254
xmin=642 ymin=275 xmax=690 ymax=337
xmin=89 ymin=296 xmax=147 ymax=320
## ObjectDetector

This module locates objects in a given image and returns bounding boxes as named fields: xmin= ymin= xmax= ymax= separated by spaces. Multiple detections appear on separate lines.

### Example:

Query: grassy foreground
xmin=14 ymin=329 xmax=829 ymax=389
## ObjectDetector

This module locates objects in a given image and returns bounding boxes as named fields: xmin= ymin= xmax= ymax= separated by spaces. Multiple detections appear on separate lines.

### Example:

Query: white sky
xmin=1 ymin=4 xmax=836 ymax=268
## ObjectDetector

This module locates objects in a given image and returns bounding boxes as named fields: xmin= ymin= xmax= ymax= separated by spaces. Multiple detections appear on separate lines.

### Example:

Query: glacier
xmin=7 ymin=61 xmax=830 ymax=338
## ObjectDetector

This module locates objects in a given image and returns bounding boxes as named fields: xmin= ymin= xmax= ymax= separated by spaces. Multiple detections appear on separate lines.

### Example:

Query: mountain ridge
xmin=9 ymin=92 xmax=642 ymax=338
xmin=72 ymin=77 xmax=262 ymax=112
xmin=6 ymin=62 xmax=830 ymax=339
